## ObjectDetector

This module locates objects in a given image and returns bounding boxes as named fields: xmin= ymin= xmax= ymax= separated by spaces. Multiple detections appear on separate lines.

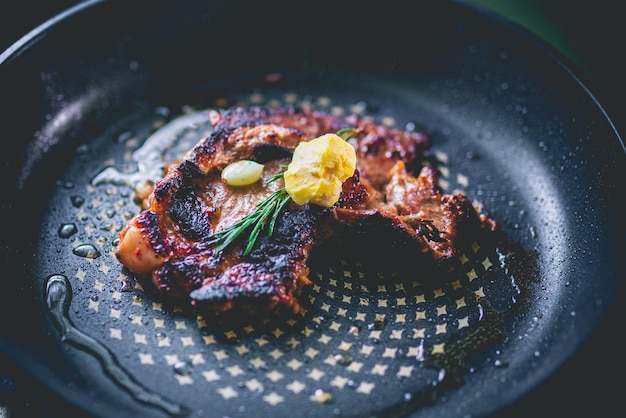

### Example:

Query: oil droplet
xmin=56 ymin=180 xmax=74 ymax=189
xmin=413 ymin=341 xmax=425 ymax=361
xmin=368 ymin=315 xmax=386 ymax=330
xmin=173 ymin=361 xmax=192 ymax=376
xmin=119 ymin=278 xmax=135 ymax=292
xmin=72 ymin=244 xmax=101 ymax=259
xmin=116 ymin=130 xmax=135 ymax=144
xmin=494 ymin=359 xmax=509 ymax=368
xmin=58 ymin=223 xmax=78 ymax=238
xmin=334 ymin=353 xmax=353 ymax=366
xmin=310 ymin=389 xmax=333 ymax=403
xmin=70 ymin=195 xmax=85 ymax=207
xmin=348 ymin=325 xmax=360 ymax=335
xmin=154 ymin=106 xmax=171 ymax=118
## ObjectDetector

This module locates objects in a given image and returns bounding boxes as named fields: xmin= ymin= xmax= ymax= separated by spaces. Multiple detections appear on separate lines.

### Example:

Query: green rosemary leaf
xmin=209 ymin=186 xmax=292 ymax=256
xmin=211 ymin=213 xmax=258 ymax=253
xmin=265 ymin=170 xmax=285 ymax=185
xmin=268 ymin=189 xmax=291 ymax=236
xmin=244 ymin=215 xmax=265 ymax=255
xmin=336 ymin=128 xmax=357 ymax=141
xmin=244 ymin=193 xmax=280 ymax=255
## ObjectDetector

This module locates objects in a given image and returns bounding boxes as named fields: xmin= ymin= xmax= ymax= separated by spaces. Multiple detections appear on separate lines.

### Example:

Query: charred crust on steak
xmin=168 ymin=187 xmax=216 ymax=241
xmin=189 ymin=206 xmax=331 ymax=312
xmin=114 ymin=105 xmax=501 ymax=313
xmin=136 ymin=211 xmax=172 ymax=259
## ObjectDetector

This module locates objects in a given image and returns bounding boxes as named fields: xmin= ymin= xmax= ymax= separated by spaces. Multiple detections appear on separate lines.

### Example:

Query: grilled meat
xmin=115 ymin=106 xmax=500 ymax=313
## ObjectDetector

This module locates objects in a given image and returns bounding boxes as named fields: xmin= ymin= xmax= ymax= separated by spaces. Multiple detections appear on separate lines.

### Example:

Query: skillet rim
xmin=0 ymin=1 xmax=624 ymax=417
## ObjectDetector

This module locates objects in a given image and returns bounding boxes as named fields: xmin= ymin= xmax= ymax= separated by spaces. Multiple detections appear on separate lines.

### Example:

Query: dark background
xmin=1 ymin=0 xmax=624 ymax=134
xmin=470 ymin=0 xmax=626 ymax=137
xmin=1 ymin=1 xmax=624 ymax=417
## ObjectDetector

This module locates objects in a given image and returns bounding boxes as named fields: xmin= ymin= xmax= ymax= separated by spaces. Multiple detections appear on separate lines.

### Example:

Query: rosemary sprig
xmin=208 ymin=131 xmax=356 ymax=256
xmin=208 ymin=172 xmax=290 ymax=256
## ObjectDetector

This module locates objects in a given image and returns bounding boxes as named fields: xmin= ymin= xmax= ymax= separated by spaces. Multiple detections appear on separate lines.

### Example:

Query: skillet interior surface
xmin=1 ymin=1 xmax=624 ymax=417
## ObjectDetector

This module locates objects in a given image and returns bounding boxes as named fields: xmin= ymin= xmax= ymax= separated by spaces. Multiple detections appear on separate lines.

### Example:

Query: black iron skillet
xmin=1 ymin=0 xmax=624 ymax=417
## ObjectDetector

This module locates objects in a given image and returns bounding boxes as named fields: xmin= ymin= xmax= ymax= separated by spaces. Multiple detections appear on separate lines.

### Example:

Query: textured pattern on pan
xmin=37 ymin=91 xmax=525 ymax=417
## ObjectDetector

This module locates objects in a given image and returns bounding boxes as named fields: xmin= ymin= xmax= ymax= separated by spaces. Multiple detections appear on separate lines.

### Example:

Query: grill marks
xmin=114 ymin=106 xmax=500 ymax=313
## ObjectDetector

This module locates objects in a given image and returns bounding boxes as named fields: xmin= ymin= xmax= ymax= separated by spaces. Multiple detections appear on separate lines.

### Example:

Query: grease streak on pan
xmin=44 ymin=274 xmax=188 ymax=416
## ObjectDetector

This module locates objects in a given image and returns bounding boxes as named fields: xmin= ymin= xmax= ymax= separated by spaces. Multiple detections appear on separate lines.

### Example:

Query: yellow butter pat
xmin=284 ymin=133 xmax=356 ymax=207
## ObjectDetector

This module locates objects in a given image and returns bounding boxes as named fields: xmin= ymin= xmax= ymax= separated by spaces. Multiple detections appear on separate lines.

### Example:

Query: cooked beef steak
xmin=115 ymin=106 xmax=500 ymax=313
